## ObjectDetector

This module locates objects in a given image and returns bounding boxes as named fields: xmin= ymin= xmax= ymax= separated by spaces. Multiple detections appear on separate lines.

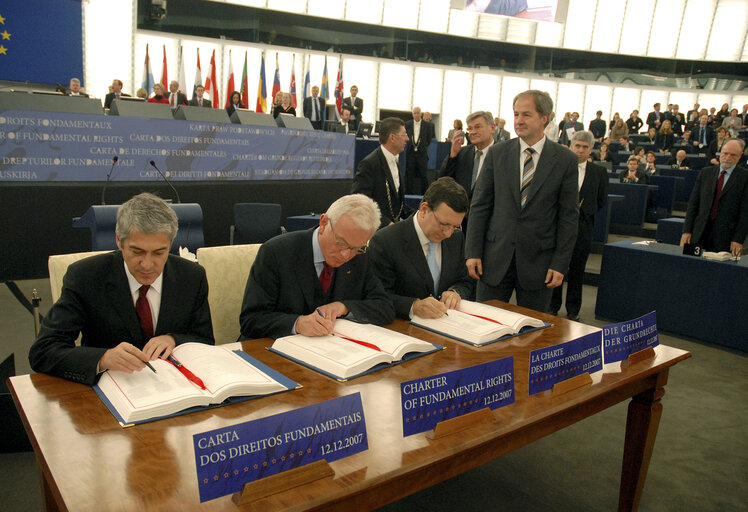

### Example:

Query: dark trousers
xmin=476 ymin=254 xmax=552 ymax=313
xmin=406 ymin=150 xmax=429 ymax=195
xmin=550 ymin=217 xmax=593 ymax=316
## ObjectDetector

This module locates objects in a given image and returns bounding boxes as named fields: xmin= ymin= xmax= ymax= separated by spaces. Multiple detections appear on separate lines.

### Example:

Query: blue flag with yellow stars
xmin=1 ymin=1 xmax=83 ymax=85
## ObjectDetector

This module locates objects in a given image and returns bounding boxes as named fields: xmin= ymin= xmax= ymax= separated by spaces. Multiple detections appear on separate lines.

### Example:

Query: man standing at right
xmin=465 ymin=90 xmax=578 ymax=313
xmin=303 ymin=85 xmax=326 ymax=130
xmin=342 ymin=85 xmax=363 ymax=132
xmin=680 ymin=138 xmax=748 ymax=258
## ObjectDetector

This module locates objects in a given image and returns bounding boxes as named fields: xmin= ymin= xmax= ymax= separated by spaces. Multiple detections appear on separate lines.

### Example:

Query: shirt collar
xmin=123 ymin=259 xmax=163 ymax=296
xmin=311 ymin=227 xmax=325 ymax=265
xmin=382 ymin=145 xmax=400 ymax=164
xmin=519 ymin=136 xmax=546 ymax=155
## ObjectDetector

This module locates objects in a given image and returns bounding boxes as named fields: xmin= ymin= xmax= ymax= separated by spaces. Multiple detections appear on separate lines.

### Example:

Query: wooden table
xmin=10 ymin=303 xmax=690 ymax=511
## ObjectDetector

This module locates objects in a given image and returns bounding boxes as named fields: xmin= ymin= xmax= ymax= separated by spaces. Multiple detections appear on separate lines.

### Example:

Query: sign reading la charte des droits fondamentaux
xmin=529 ymin=331 xmax=603 ymax=395
xmin=0 ymin=109 xmax=354 ymax=181
xmin=193 ymin=392 xmax=367 ymax=502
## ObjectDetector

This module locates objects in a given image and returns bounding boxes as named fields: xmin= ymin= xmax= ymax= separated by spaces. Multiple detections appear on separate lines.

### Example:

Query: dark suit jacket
xmin=405 ymin=120 xmax=433 ymax=160
xmin=188 ymin=98 xmax=212 ymax=108
xmin=342 ymin=96 xmax=363 ymax=123
xmin=369 ymin=215 xmax=474 ymax=319
xmin=28 ymin=252 xmax=214 ymax=385
xmin=439 ymin=144 xmax=487 ymax=200
xmin=494 ymin=128 xmax=511 ymax=143
xmin=465 ymin=138 xmax=579 ymax=290
xmin=226 ymin=103 xmax=246 ymax=116
xmin=618 ymin=169 xmax=650 ymax=184
xmin=302 ymin=96 xmax=326 ymax=120
xmin=588 ymin=119 xmax=606 ymax=139
xmin=559 ymin=121 xmax=583 ymax=145
xmin=239 ymin=229 xmax=394 ymax=339
xmin=352 ymin=146 xmax=408 ymax=228
xmin=684 ymin=165 xmax=748 ymax=250
xmin=104 ymin=92 xmax=131 ymax=109
xmin=579 ymin=162 xmax=609 ymax=221
xmin=656 ymin=132 xmax=674 ymax=152
xmin=693 ymin=125 xmax=716 ymax=148
xmin=168 ymin=91 xmax=188 ymax=107
xmin=626 ymin=117 xmax=644 ymax=134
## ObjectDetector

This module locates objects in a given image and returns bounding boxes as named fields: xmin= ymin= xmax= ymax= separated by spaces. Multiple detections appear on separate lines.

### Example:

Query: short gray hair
xmin=116 ymin=192 xmax=178 ymax=242
xmin=571 ymin=130 xmax=595 ymax=146
xmin=466 ymin=111 xmax=493 ymax=125
xmin=513 ymin=90 xmax=553 ymax=126
xmin=326 ymin=194 xmax=380 ymax=233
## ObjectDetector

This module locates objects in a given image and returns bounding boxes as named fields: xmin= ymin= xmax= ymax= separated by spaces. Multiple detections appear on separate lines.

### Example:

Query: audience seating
xmin=230 ymin=203 xmax=283 ymax=245
xmin=196 ymin=244 xmax=260 ymax=344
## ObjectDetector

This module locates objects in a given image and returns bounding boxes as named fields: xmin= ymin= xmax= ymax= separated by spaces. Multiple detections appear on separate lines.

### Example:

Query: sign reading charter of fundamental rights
xmin=193 ymin=393 xmax=367 ymax=502
xmin=400 ymin=357 xmax=514 ymax=437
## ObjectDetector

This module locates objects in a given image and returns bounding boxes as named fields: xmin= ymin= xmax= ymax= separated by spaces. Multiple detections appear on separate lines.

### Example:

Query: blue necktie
xmin=427 ymin=242 xmax=439 ymax=295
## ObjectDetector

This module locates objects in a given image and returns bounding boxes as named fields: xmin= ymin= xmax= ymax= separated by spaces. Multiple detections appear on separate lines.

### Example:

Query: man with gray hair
xmin=30 ymin=192 xmax=214 ymax=385
xmin=550 ymin=130 xmax=608 ymax=320
xmin=67 ymin=77 xmax=88 ymax=97
xmin=466 ymin=90 xmax=579 ymax=313
xmin=240 ymin=194 xmax=395 ymax=339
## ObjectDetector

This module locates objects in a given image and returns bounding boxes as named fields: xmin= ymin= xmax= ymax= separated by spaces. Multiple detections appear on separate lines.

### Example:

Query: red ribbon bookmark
xmin=463 ymin=312 xmax=505 ymax=325
xmin=165 ymin=356 xmax=206 ymax=389
xmin=334 ymin=332 xmax=381 ymax=352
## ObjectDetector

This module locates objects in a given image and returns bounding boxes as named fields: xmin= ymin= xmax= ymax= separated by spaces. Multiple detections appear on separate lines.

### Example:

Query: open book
xmin=411 ymin=300 xmax=549 ymax=346
xmin=270 ymin=319 xmax=443 ymax=381
xmin=94 ymin=342 xmax=299 ymax=425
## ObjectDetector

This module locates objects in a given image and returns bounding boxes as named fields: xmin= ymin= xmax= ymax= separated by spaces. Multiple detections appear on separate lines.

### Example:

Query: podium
xmin=72 ymin=204 xmax=204 ymax=253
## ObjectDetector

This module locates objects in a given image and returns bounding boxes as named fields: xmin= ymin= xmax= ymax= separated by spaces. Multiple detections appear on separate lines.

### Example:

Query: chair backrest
xmin=196 ymin=244 xmax=261 ymax=344
xmin=48 ymin=251 xmax=109 ymax=303
xmin=232 ymin=203 xmax=282 ymax=245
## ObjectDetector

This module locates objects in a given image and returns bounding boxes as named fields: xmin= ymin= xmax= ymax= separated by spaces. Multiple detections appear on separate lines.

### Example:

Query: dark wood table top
xmin=9 ymin=302 xmax=691 ymax=511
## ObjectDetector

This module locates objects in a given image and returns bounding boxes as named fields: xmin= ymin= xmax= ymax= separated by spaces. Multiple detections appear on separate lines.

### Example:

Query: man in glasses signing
xmin=240 ymin=194 xmax=395 ymax=339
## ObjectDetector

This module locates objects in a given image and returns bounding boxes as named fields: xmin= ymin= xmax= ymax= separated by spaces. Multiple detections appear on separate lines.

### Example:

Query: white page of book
xmin=458 ymin=300 xmax=543 ymax=330
xmin=426 ymin=309 xmax=507 ymax=336
xmin=334 ymin=319 xmax=433 ymax=359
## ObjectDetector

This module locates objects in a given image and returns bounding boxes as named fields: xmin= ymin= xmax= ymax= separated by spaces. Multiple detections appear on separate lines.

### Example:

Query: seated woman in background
xmin=645 ymin=127 xmax=657 ymax=144
xmin=715 ymin=103 xmax=730 ymax=126
xmin=626 ymin=110 xmax=644 ymax=134
xmin=707 ymin=126 xmax=729 ymax=165
xmin=446 ymin=119 xmax=463 ymax=142
xmin=225 ymin=90 xmax=246 ymax=116
xmin=619 ymin=155 xmax=650 ymax=184
xmin=632 ymin=146 xmax=646 ymax=165
xmin=656 ymin=120 xmax=674 ymax=153
xmin=610 ymin=118 xmax=629 ymax=141
xmin=593 ymin=142 xmax=613 ymax=163
xmin=147 ymin=83 xmax=169 ymax=104
xmin=722 ymin=108 xmax=741 ymax=137
xmin=273 ymin=92 xmax=296 ymax=118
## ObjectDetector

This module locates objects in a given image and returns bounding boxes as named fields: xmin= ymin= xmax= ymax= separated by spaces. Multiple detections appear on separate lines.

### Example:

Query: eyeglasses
xmin=328 ymin=220 xmax=369 ymax=255
xmin=431 ymin=208 xmax=462 ymax=232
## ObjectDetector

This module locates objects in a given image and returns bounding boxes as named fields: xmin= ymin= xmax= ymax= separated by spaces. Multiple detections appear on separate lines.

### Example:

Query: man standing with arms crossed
xmin=465 ymin=90 xmax=578 ymax=313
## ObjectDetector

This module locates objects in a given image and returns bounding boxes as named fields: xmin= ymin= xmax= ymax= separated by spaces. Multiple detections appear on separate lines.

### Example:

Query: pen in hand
xmin=144 ymin=361 xmax=157 ymax=373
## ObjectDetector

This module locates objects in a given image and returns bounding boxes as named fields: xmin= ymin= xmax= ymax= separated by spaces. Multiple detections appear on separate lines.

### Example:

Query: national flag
xmin=302 ymin=56 xmax=311 ymax=100
xmin=320 ymin=56 xmax=330 ymax=121
xmin=334 ymin=56 xmax=344 ymax=121
xmin=256 ymin=53 xmax=267 ymax=113
xmin=178 ymin=46 xmax=187 ymax=94
xmin=289 ymin=55 xmax=298 ymax=109
xmin=271 ymin=53 xmax=281 ymax=106
xmin=141 ymin=44 xmax=155 ymax=97
xmin=240 ymin=51 xmax=249 ymax=108
xmin=192 ymin=49 xmax=202 ymax=99
xmin=160 ymin=45 xmax=168 ymax=90
xmin=224 ymin=50 xmax=235 ymax=108
xmin=204 ymin=49 xmax=218 ymax=108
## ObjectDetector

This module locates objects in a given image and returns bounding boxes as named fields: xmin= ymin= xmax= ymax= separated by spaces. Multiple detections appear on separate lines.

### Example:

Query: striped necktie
xmin=521 ymin=147 xmax=535 ymax=208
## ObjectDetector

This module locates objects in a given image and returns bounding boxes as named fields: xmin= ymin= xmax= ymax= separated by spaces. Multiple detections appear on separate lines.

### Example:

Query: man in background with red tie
xmin=240 ymin=194 xmax=394 ymax=340
xmin=681 ymin=139 xmax=748 ymax=258
xmin=29 ymin=193 xmax=214 ymax=385
xmin=188 ymin=85 xmax=212 ymax=108
xmin=167 ymin=80 xmax=188 ymax=109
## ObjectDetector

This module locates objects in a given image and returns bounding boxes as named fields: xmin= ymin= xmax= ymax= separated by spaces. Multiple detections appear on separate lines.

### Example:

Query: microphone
xmin=149 ymin=160 xmax=181 ymax=204
xmin=101 ymin=155 xmax=118 ymax=205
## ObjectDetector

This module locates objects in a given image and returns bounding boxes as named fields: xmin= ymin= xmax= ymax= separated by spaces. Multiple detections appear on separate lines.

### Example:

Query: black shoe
xmin=567 ymin=313 xmax=580 ymax=321
xmin=549 ymin=310 xmax=560 ymax=316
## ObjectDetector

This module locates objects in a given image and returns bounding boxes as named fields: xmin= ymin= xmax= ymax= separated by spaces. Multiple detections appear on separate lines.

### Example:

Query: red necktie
xmin=136 ymin=285 xmax=154 ymax=341
xmin=319 ymin=262 xmax=333 ymax=293
xmin=710 ymin=170 xmax=726 ymax=220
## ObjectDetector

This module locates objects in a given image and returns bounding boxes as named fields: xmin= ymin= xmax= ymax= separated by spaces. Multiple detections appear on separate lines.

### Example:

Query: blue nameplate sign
xmin=529 ymin=332 xmax=603 ymax=395
xmin=603 ymin=311 xmax=659 ymax=364
xmin=193 ymin=392 xmax=367 ymax=502
xmin=400 ymin=357 xmax=514 ymax=437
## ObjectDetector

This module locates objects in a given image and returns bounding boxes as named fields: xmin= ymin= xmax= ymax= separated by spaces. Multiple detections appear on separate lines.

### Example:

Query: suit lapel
xmin=296 ymin=230 xmax=320 ymax=311
xmin=507 ymin=140 xmax=522 ymax=207
xmin=720 ymin=166 xmax=744 ymax=198
xmin=105 ymin=254 xmax=143 ymax=345
xmin=524 ymin=141 xmax=555 ymax=207
xmin=379 ymin=148 xmax=401 ymax=218
xmin=401 ymin=219 xmax=434 ymax=295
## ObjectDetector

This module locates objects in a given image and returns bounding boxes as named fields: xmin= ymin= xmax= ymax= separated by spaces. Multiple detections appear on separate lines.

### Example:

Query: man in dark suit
xmin=559 ymin=112 xmax=583 ymax=146
xmin=493 ymin=117 xmax=510 ymax=143
xmin=167 ymin=80 xmax=188 ymax=109
xmin=352 ymin=117 xmax=411 ymax=228
xmin=29 ymin=193 xmax=214 ymax=385
xmin=342 ymin=85 xmax=363 ymax=131
xmin=619 ymin=155 xmax=650 ymax=184
xmin=303 ymin=85 xmax=326 ymax=130
xmin=693 ymin=115 xmax=717 ymax=152
xmin=239 ymin=194 xmax=394 ymax=339
xmin=465 ymin=89 xmax=578 ymax=312
xmin=405 ymin=106 xmax=435 ymax=195
xmin=104 ymin=79 xmax=130 ymax=109
xmin=588 ymin=110 xmax=606 ymax=141
xmin=370 ymin=177 xmax=474 ymax=319
xmin=550 ymin=131 xmax=608 ymax=321
xmin=646 ymin=103 xmax=664 ymax=132
xmin=681 ymin=139 xmax=748 ymax=257
xmin=188 ymin=85 xmax=212 ymax=107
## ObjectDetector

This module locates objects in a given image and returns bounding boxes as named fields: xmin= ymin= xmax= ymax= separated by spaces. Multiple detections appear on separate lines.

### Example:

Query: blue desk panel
xmin=656 ymin=218 xmax=685 ymax=245
xmin=607 ymin=182 xmax=656 ymax=226
xmin=593 ymin=194 xmax=623 ymax=243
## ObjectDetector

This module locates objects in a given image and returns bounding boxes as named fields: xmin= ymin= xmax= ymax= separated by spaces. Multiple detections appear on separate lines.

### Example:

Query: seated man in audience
xmin=620 ymin=155 xmax=650 ymax=184
xmin=67 ymin=78 xmax=89 ymax=97
xmin=618 ymin=136 xmax=630 ymax=151
xmin=668 ymin=149 xmax=690 ymax=169
xmin=188 ymin=85 xmax=212 ymax=107
xmin=104 ymin=79 xmax=130 ymax=109
xmin=239 ymin=194 xmax=395 ymax=340
xmin=29 ymin=193 xmax=214 ymax=385
xmin=642 ymin=151 xmax=658 ymax=175
xmin=680 ymin=129 xmax=694 ymax=153
xmin=369 ymin=177 xmax=474 ymax=320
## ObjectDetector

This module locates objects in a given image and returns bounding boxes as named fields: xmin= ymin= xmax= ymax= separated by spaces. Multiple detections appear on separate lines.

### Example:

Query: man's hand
xmin=466 ymin=258 xmax=483 ymax=280
xmin=440 ymin=290 xmax=461 ymax=310
xmin=680 ymin=233 xmax=692 ymax=247
xmin=412 ymin=297 xmax=448 ymax=319
xmin=99 ymin=342 xmax=148 ymax=373
xmin=545 ymin=269 xmax=564 ymax=288
xmin=317 ymin=301 xmax=349 ymax=319
xmin=296 ymin=313 xmax=335 ymax=337
xmin=143 ymin=335 xmax=176 ymax=360
xmin=450 ymin=130 xmax=465 ymax=157
xmin=730 ymin=241 xmax=743 ymax=258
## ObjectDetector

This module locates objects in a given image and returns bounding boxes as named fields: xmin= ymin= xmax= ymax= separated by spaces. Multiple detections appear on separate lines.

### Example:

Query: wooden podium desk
xmin=9 ymin=302 xmax=690 ymax=512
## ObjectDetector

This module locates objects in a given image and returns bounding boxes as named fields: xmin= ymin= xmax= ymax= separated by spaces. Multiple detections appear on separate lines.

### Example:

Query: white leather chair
xmin=48 ymin=251 xmax=109 ymax=303
xmin=196 ymin=244 xmax=261 ymax=344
